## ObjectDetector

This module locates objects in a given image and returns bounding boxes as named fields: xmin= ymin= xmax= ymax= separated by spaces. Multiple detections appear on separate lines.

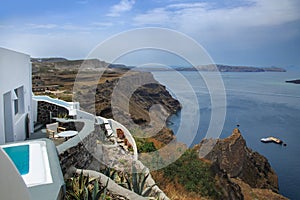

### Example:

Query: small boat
xmin=261 ymin=137 xmax=283 ymax=144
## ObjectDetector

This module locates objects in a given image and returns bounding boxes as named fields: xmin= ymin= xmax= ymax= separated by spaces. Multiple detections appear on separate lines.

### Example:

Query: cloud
xmin=132 ymin=0 xmax=300 ymax=65
xmin=91 ymin=22 xmax=114 ymax=27
xmin=0 ymin=32 xmax=102 ymax=59
xmin=166 ymin=2 xmax=209 ymax=10
xmin=107 ymin=0 xmax=136 ymax=17
xmin=133 ymin=0 xmax=300 ymax=31
xmin=26 ymin=23 xmax=58 ymax=29
xmin=24 ymin=23 xmax=112 ymax=32
xmin=133 ymin=8 xmax=170 ymax=25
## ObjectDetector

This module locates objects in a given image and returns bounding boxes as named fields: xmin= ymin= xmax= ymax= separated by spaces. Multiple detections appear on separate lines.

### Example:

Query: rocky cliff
xmin=32 ymin=59 xmax=181 ymax=144
xmin=92 ymin=71 xmax=181 ymax=123
xmin=92 ymin=70 xmax=181 ymax=144
xmin=195 ymin=128 xmax=287 ymax=199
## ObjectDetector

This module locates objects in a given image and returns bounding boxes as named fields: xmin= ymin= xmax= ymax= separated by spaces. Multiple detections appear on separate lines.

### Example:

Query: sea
xmin=152 ymin=70 xmax=300 ymax=199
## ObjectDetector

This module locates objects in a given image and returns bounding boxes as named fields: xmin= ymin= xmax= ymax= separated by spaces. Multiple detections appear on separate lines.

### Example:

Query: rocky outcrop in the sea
xmin=197 ymin=128 xmax=279 ymax=193
xmin=286 ymin=79 xmax=300 ymax=84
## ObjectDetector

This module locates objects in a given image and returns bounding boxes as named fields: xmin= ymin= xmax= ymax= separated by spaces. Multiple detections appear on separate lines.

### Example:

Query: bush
xmin=137 ymin=140 xmax=156 ymax=153
xmin=130 ymin=129 xmax=157 ymax=153
xmin=162 ymin=149 xmax=220 ymax=198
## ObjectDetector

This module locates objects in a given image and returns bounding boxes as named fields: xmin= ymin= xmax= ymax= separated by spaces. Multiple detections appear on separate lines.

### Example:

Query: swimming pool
xmin=1 ymin=141 xmax=53 ymax=187
xmin=3 ymin=145 xmax=29 ymax=175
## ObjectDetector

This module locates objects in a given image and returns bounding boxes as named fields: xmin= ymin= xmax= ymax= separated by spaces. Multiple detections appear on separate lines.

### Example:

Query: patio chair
xmin=104 ymin=123 xmax=114 ymax=137
xmin=46 ymin=122 xmax=66 ymax=139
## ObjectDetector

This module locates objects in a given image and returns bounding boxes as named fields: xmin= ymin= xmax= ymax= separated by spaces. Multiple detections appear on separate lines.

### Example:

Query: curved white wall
xmin=0 ymin=148 xmax=31 ymax=200
xmin=108 ymin=118 xmax=138 ymax=160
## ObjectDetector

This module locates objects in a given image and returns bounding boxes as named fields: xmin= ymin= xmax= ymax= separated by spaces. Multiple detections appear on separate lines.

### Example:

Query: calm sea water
xmin=153 ymin=71 xmax=300 ymax=199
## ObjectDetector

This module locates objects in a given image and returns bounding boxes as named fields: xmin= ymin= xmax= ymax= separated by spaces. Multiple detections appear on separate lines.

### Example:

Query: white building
xmin=0 ymin=48 xmax=33 ymax=144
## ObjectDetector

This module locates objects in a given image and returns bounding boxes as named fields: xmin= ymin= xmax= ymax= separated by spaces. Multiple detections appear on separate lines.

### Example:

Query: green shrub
xmin=137 ymin=140 xmax=156 ymax=153
xmin=162 ymin=149 xmax=220 ymax=198
xmin=131 ymin=132 xmax=157 ymax=153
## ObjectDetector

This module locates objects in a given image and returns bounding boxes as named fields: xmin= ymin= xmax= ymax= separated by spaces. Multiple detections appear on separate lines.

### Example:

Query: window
xmin=13 ymin=89 xmax=19 ymax=115
xmin=13 ymin=86 xmax=24 ymax=115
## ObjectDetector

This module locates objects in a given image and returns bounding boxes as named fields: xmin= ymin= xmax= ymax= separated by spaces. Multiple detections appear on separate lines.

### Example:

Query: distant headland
xmin=31 ymin=57 xmax=286 ymax=72
xmin=138 ymin=64 xmax=286 ymax=72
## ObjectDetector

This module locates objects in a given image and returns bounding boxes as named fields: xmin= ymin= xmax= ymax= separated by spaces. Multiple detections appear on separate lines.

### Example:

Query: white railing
xmin=32 ymin=95 xmax=138 ymax=159
xmin=108 ymin=119 xmax=138 ymax=160
xmin=32 ymin=95 xmax=79 ymax=116
xmin=76 ymin=110 xmax=95 ymax=121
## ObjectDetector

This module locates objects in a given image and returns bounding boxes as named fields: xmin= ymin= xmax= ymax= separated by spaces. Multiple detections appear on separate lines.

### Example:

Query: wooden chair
xmin=116 ymin=128 xmax=125 ymax=139
xmin=46 ymin=122 xmax=66 ymax=139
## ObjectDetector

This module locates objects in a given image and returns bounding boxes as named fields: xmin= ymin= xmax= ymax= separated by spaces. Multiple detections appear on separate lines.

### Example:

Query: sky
xmin=1 ymin=0 xmax=300 ymax=67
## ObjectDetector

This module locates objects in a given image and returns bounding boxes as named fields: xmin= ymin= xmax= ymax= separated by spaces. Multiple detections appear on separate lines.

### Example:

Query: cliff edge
xmin=197 ymin=128 xmax=278 ymax=192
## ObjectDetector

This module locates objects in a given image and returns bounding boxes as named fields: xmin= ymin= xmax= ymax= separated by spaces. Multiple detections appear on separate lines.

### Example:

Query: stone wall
xmin=37 ymin=101 xmax=69 ymax=124
xmin=58 ymin=126 xmax=104 ymax=175
xmin=58 ymin=122 xmax=170 ymax=200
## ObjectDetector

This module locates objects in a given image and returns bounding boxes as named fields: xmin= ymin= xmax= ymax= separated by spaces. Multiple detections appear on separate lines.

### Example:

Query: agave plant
xmin=125 ymin=165 xmax=156 ymax=197
xmin=102 ymin=167 xmax=117 ymax=180
xmin=88 ymin=179 xmax=109 ymax=200
xmin=66 ymin=170 xmax=109 ymax=200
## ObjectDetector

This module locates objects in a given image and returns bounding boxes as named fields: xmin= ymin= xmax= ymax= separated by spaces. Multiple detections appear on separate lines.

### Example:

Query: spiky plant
xmin=88 ymin=178 xmax=109 ymax=200
xmin=66 ymin=170 xmax=109 ymax=200
xmin=125 ymin=165 xmax=156 ymax=197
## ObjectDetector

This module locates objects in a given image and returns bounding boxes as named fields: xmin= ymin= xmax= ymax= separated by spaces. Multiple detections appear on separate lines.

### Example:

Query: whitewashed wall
xmin=0 ymin=48 xmax=32 ymax=144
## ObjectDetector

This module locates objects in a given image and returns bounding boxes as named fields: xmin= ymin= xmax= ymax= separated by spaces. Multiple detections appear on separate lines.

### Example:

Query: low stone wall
xmin=37 ymin=101 xmax=69 ymax=124
xmin=58 ymin=127 xmax=103 ymax=175
xmin=109 ymin=119 xmax=138 ymax=160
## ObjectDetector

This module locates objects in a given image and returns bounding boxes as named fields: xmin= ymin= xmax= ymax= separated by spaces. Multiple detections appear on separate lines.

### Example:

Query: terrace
xmin=1 ymin=94 xmax=139 ymax=200
xmin=30 ymin=95 xmax=138 ymax=159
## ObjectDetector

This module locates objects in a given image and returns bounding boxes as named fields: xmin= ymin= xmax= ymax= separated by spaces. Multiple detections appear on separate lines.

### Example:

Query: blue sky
xmin=1 ymin=0 xmax=300 ymax=67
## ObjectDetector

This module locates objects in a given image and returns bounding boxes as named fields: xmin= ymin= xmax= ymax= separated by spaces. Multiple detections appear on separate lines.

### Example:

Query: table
xmin=57 ymin=130 xmax=78 ymax=140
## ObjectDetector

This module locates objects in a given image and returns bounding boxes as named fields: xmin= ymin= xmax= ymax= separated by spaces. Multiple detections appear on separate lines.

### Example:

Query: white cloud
xmin=24 ymin=23 xmax=110 ymax=32
xmin=166 ymin=2 xmax=209 ymax=10
xmin=132 ymin=0 xmax=300 ymax=63
xmin=26 ymin=23 xmax=58 ymax=29
xmin=134 ymin=8 xmax=170 ymax=25
xmin=91 ymin=22 xmax=114 ymax=27
xmin=134 ymin=0 xmax=300 ymax=31
xmin=61 ymin=24 xmax=92 ymax=31
xmin=0 ymin=32 xmax=102 ymax=59
xmin=107 ymin=0 xmax=136 ymax=17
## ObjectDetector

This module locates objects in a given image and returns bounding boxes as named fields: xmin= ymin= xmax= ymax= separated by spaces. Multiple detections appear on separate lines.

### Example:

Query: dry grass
xmin=232 ymin=178 xmax=288 ymax=200
xmin=151 ymin=171 xmax=210 ymax=200
xmin=147 ymin=137 xmax=165 ymax=149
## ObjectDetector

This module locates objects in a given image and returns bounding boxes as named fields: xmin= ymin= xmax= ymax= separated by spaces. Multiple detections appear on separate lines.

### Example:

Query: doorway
xmin=3 ymin=91 xmax=14 ymax=143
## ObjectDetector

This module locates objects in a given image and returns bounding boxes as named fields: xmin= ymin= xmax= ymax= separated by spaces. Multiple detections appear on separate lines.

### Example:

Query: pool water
xmin=3 ymin=145 xmax=29 ymax=175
